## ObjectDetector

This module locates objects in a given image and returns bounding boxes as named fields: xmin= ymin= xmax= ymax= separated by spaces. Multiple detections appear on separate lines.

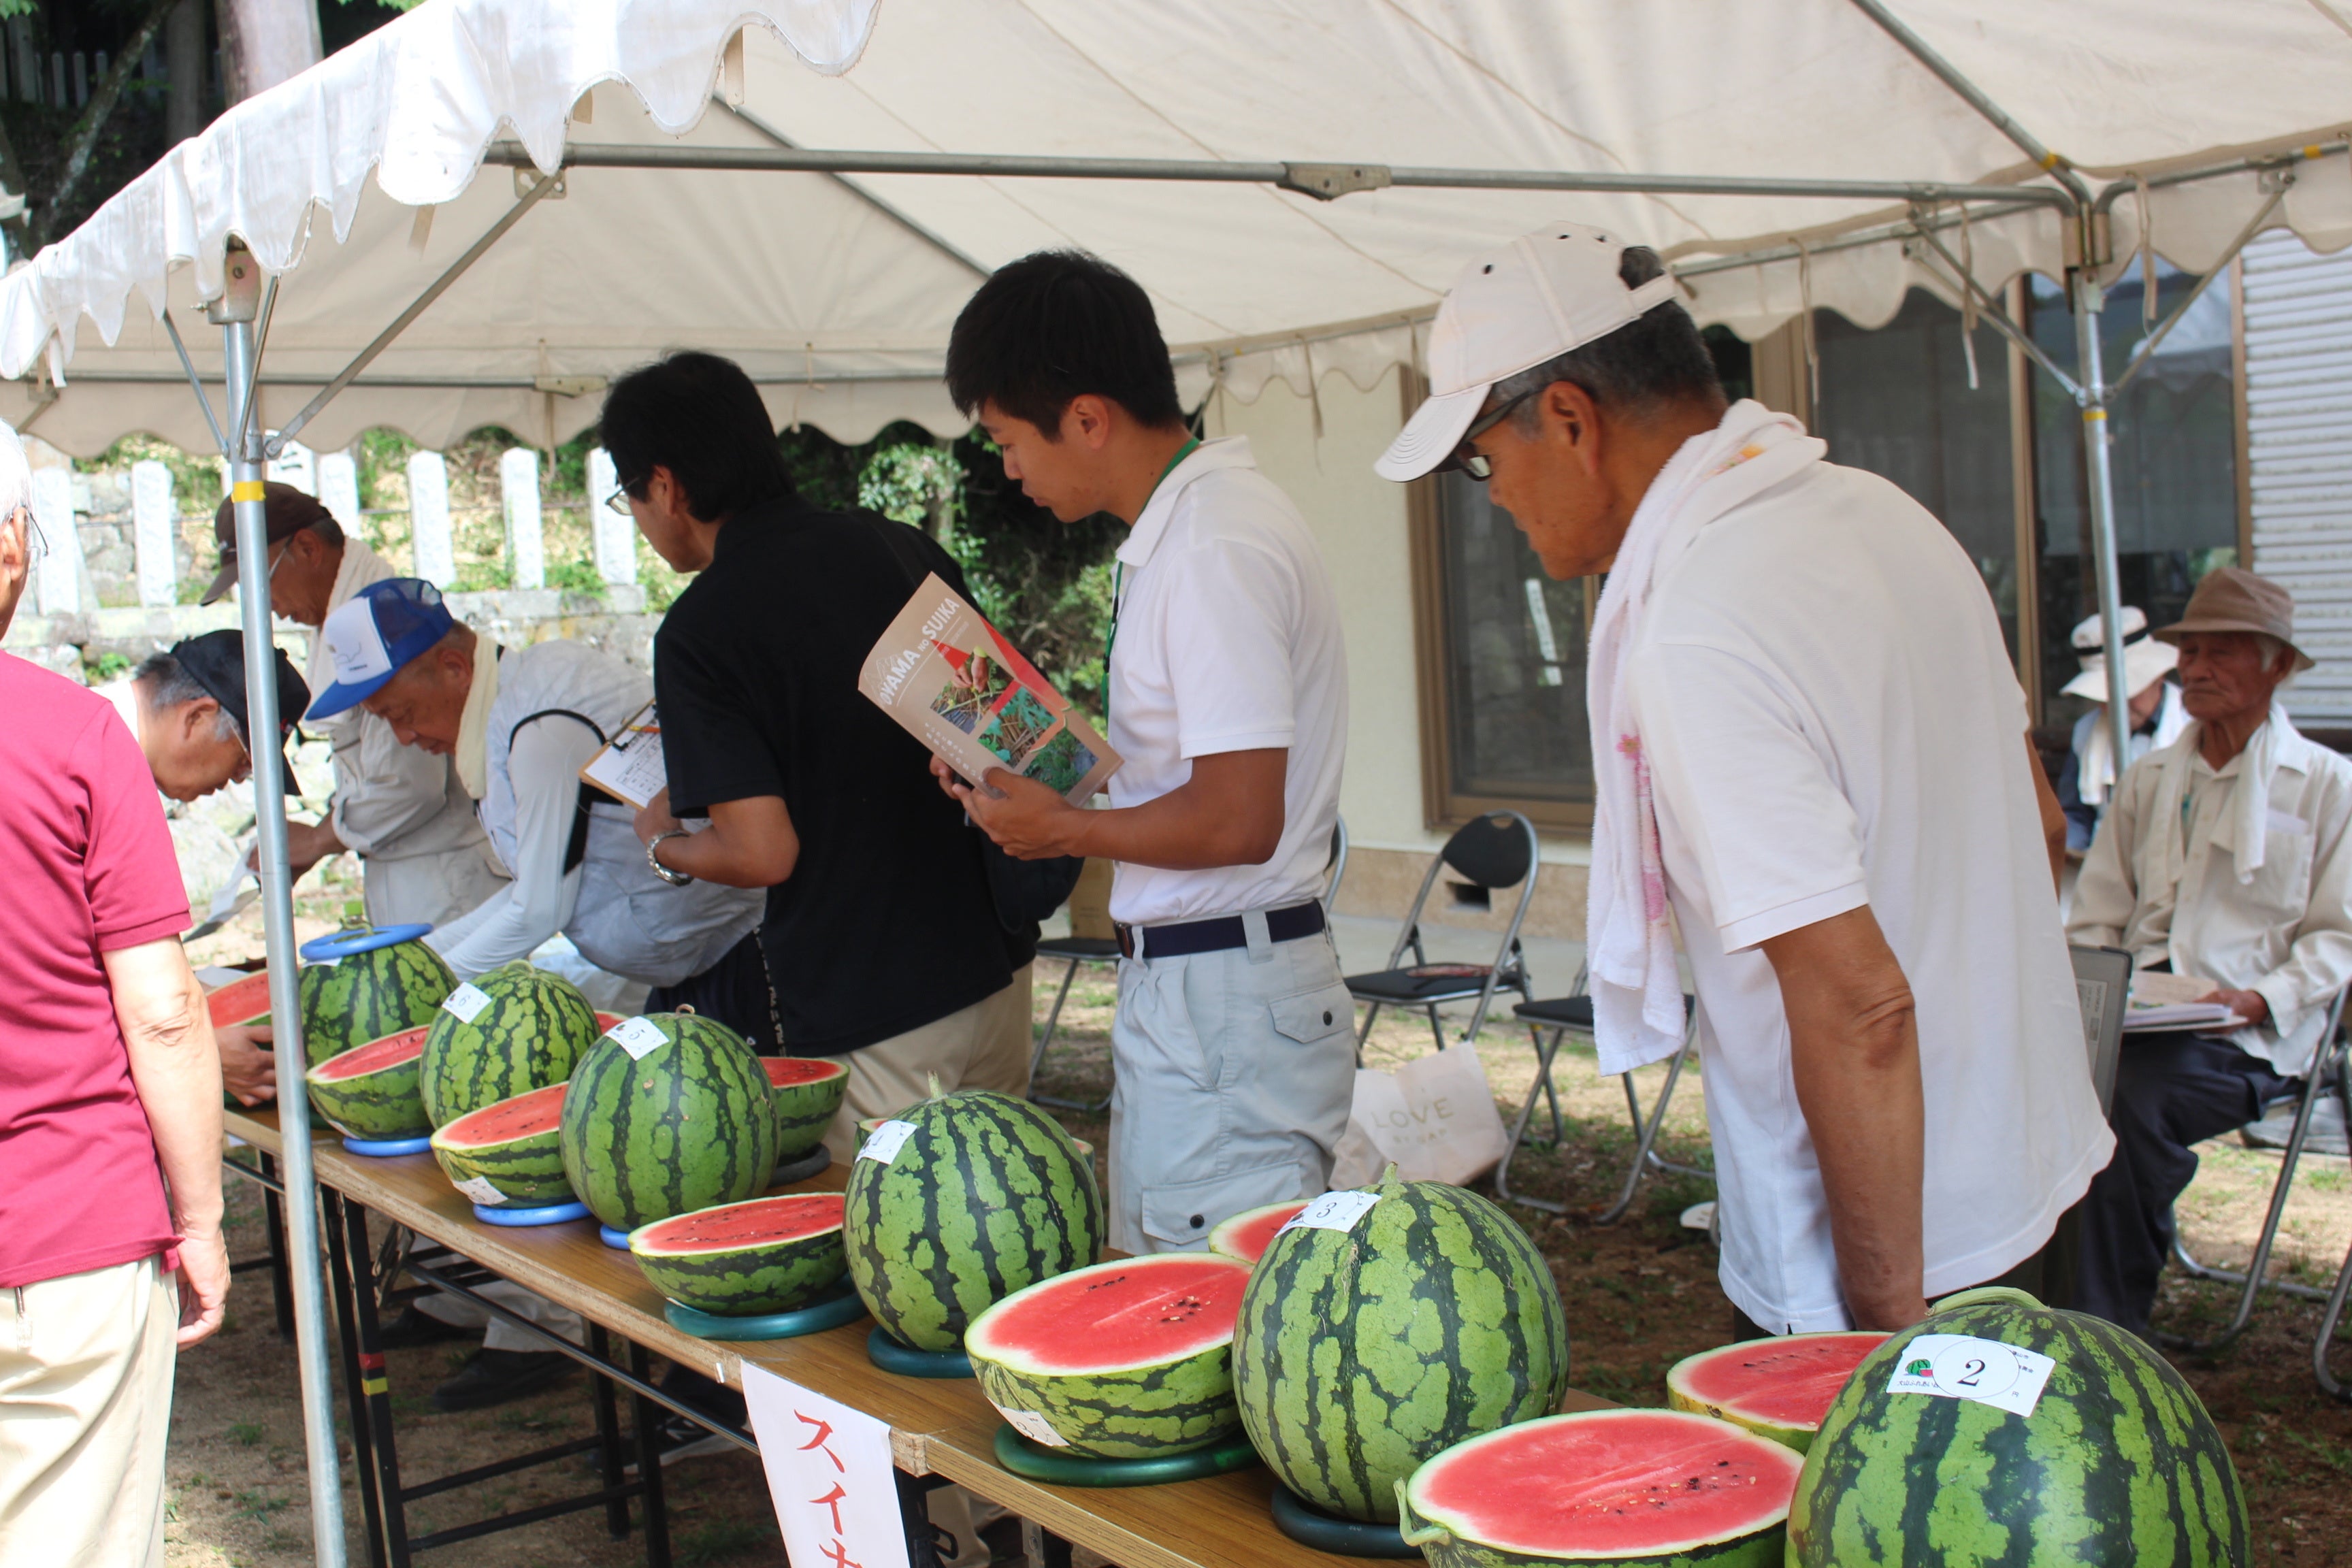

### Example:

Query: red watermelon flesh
xmin=763 ymin=1058 xmax=845 ymax=1088
xmin=596 ymin=1013 xmax=623 ymax=1033
xmin=1402 ymin=1409 xmax=1801 ymax=1560
xmin=208 ymin=972 xmax=274 ymax=1028
xmin=1206 ymin=1200 xmax=1308 ymax=1264
xmin=437 ymin=1081 xmax=567 ymax=1146
xmin=634 ymin=1193 xmax=845 ymax=1253
xmin=312 ymin=1026 xmax=428 ymax=1081
xmin=1665 ymin=1331 xmax=1888 ymax=1451
xmin=967 ymin=1254 xmax=1249 ymax=1374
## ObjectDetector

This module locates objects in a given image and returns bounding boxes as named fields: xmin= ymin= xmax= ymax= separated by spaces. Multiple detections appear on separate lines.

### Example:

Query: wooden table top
xmin=227 ymin=1108 xmax=1610 ymax=1568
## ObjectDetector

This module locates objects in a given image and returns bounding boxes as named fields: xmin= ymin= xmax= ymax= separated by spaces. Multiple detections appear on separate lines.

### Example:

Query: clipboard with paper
xmin=577 ymin=701 xmax=668 ymax=810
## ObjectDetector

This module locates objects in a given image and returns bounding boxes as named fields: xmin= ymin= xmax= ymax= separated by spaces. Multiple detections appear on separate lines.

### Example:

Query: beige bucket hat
xmin=2153 ymin=566 xmax=2315 ymax=673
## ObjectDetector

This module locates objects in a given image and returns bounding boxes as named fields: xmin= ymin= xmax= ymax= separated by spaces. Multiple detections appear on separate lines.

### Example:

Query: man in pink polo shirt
xmin=0 ymin=420 xmax=231 ymax=1565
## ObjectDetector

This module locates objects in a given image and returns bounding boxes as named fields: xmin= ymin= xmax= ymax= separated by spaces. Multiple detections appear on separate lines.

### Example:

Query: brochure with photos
xmin=859 ymin=572 xmax=1122 ymax=804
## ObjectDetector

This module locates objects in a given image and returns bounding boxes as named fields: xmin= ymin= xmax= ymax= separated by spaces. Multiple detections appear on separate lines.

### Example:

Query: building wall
xmin=1205 ymin=366 xmax=1591 ymax=941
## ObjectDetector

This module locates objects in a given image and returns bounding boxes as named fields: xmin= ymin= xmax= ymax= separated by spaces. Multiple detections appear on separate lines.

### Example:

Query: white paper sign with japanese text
xmin=1884 ymin=1333 xmax=2057 ymax=1418
xmin=741 ymin=1363 xmax=910 ymax=1568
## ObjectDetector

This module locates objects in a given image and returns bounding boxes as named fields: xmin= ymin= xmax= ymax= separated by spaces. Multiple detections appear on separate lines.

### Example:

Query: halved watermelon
xmin=629 ymin=1192 xmax=847 ymax=1315
xmin=1398 ymin=1409 xmax=1802 ymax=1567
xmin=431 ymin=1082 xmax=572 ymax=1207
xmin=762 ymin=1057 xmax=849 ymax=1157
xmin=1207 ymin=1200 xmax=1308 ymax=1265
xmin=208 ymin=971 xmax=274 ymax=1029
xmin=595 ymin=1012 xmax=624 ymax=1033
xmin=306 ymin=1026 xmax=431 ymax=1140
xmin=964 ymin=1253 xmax=1252 ymax=1459
xmin=1665 ymin=1332 xmax=1889 ymax=1453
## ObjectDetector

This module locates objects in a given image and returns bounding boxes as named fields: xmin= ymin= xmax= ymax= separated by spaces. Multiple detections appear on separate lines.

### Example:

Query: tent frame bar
xmin=2110 ymin=182 xmax=2286 ymax=396
xmin=1906 ymin=225 xmax=2085 ymax=399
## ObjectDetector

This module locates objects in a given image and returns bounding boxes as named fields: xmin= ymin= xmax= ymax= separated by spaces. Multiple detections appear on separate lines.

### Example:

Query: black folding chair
xmin=1345 ymin=811 xmax=1539 ymax=1057
xmin=1029 ymin=817 xmax=1350 ymax=1111
xmin=2166 ymin=986 xmax=2349 ymax=1354
xmin=1492 ymin=968 xmax=1705 ymax=1222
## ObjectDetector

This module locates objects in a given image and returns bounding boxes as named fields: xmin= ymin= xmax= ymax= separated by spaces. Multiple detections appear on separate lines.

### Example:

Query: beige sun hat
xmin=2060 ymin=608 xmax=2177 ymax=704
xmin=2153 ymin=567 xmax=2315 ymax=672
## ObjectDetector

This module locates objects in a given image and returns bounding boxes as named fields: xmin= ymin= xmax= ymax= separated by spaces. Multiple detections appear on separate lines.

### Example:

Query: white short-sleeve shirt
xmin=1628 ymin=459 xmax=2114 ymax=1333
xmin=1104 ymin=437 xmax=1348 ymax=926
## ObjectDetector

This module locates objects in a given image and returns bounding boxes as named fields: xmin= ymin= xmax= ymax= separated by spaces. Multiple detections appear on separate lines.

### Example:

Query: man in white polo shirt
xmin=939 ymin=250 xmax=1354 ymax=1255
xmin=1379 ymin=222 xmax=2110 ymax=1334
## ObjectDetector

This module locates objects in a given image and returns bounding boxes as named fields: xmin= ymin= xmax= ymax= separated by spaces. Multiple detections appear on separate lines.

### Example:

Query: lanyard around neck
xmin=1102 ymin=438 xmax=1201 ymax=723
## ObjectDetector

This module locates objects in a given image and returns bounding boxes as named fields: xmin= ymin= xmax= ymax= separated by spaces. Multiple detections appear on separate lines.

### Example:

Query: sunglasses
xmin=1452 ymin=387 xmax=1538 ymax=481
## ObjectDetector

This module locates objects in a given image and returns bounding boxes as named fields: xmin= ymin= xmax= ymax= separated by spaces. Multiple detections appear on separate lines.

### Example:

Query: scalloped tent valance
xmin=3 ymin=0 xmax=2349 ymax=455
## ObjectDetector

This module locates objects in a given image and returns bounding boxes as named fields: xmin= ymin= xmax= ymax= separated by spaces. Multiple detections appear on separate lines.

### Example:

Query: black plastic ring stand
xmin=768 ymin=1146 xmax=833 ymax=1188
xmin=992 ymin=1426 xmax=1260 ymax=1488
xmin=866 ymin=1327 xmax=973 ymax=1378
xmin=1269 ymin=1486 xmax=1424 ymax=1558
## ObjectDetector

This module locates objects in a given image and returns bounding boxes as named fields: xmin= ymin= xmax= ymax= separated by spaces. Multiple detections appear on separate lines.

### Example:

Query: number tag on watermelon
xmin=1884 ymin=1333 xmax=2056 ymax=1418
xmin=452 ymin=1175 xmax=508 ymax=1207
xmin=1280 ymin=1189 xmax=1381 ymax=1235
xmin=994 ymin=1407 xmax=1070 ymax=1448
xmin=442 ymin=983 xmax=492 ymax=1024
xmin=858 ymin=1120 xmax=918 ymax=1164
xmin=605 ymin=1016 xmax=668 ymax=1061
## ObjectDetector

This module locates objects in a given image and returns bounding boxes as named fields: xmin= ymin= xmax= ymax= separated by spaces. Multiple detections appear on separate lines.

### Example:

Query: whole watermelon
xmin=297 ymin=933 xmax=454 ymax=1068
xmin=559 ymin=1013 xmax=782 ymax=1231
xmin=417 ymin=961 xmax=597 ymax=1126
xmin=841 ymin=1085 xmax=1102 ymax=1353
xmin=1232 ymin=1167 xmax=1570 ymax=1522
xmin=1789 ymin=1286 xmax=2249 ymax=1567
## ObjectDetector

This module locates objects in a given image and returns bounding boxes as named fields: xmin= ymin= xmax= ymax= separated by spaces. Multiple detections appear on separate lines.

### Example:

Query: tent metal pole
xmin=1907 ymin=226 xmax=2083 ymax=399
xmin=2072 ymin=276 xmax=2135 ymax=766
xmin=2092 ymin=140 xmax=2345 ymax=214
xmin=218 ymin=297 xmax=350 ymax=1568
xmin=158 ymin=310 xmax=229 ymax=455
xmin=2108 ymin=182 xmax=2285 ymax=396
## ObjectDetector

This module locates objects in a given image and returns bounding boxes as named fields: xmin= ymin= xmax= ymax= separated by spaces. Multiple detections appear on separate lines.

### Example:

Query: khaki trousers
xmin=0 ymin=1256 xmax=176 ymax=1568
xmin=818 ymin=965 xmax=1036 ymax=1162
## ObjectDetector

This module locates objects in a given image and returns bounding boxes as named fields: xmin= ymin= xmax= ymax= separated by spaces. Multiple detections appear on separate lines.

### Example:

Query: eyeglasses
xmin=5 ymin=504 xmax=44 ymax=570
xmin=602 ymin=480 xmax=643 ymax=518
xmin=1453 ymin=387 xmax=1538 ymax=481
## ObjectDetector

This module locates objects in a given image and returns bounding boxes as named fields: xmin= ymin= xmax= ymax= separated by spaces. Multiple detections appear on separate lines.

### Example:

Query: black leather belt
xmin=1114 ymin=900 xmax=1326 ymax=960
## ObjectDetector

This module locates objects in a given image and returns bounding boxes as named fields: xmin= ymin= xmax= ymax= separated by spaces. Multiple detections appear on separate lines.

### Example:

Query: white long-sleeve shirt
xmin=2068 ymin=715 xmax=2352 ymax=1075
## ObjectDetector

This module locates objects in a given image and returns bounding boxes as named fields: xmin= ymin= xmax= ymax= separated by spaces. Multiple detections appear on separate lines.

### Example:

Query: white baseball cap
xmin=1376 ymin=222 xmax=1682 ymax=482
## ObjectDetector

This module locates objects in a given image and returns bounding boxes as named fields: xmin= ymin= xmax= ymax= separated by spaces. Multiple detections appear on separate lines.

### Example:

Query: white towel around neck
xmin=1584 ymin=400 xmax=1827 ymax=1075
xmin=2148 ymin=702 xmax=2293 ymax=892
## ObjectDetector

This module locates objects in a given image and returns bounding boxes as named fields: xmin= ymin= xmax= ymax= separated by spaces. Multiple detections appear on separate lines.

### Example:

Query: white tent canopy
xmin=6 ymin=0 xmax=2352 ymax=457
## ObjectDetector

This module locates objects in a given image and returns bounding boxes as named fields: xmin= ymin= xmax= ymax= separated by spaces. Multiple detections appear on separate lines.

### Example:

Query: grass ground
xmin=165 ymin=965 xmax=2352 ymax=1567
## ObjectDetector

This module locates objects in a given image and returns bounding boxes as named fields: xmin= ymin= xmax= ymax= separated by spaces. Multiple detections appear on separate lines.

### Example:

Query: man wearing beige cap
xmin=2068 ymin=567 xmax=2352 ymax=1331
xmin=2056 ymin=608 xmax=2187 ymax=852
xmin=1377 ymin=221 xmax=2108 ymax=1336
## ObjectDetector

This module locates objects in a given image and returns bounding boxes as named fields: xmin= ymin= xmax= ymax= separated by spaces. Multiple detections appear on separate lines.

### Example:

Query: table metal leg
xmin=337 ymin=1192 xmax=413 ymax=1567
xmin=259 ymin=1149 xmax=295 ymax=1338
xmin=626 ymin=1341 xmax=671 ymax=1568
xmin=321 ymin=1189 xmax=389 ymax=1568
xmin=587 ymin=1325 xmax=631 ymax=1541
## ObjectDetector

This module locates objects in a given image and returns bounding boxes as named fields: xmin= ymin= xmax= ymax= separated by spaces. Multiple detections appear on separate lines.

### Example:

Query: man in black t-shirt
xmin=601 ymin=353 xmax=1034 ymax=1159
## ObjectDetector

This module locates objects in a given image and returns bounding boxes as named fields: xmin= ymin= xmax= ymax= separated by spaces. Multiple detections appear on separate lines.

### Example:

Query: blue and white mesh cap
xmin=306 ymin=578 xmax=457 ymax=720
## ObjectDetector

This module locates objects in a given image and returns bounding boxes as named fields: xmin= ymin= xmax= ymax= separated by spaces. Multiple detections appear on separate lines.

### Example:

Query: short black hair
xmin=598 ymin=351 xmax=794 ymax=521
xmin=945 ymin=250 xmax=1183 ymax=435
xmin=1496 ymin=247 xmax=1723 ymax=425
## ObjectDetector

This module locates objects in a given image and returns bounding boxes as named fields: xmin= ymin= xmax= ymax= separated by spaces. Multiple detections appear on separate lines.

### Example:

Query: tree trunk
xmin=214 ymin=0 xmax=319 ymax=104
xmin=165 ymin=0 xmax=206 ymax=144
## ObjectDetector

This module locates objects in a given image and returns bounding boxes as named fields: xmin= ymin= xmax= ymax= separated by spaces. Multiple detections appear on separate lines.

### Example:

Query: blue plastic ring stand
xmin=867 ymin=1326 xmax=973 ymax=1378
xmin=600 ymin=1224 xmax=633 ymax=1250
xmin=342 ymin=1133 xmax=434 ymax=1157
xmin=992 ymin=1426 xmax=1260 ymax=1488
xmin=299 ymin=924 xmax=432 ymax=963
xmin=1269 ymin=1486 xmax=1422 ymax=1559
xmin=768 ymin=1146 xmax=833 ymax=1188
xmin=474 ymin=1199 xmax=591 ymax=1226
xmin=663 ymin=1280 xmax=867 ymax=1341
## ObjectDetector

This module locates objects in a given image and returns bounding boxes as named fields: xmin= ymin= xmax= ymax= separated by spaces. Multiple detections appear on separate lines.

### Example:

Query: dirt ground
xmin=165 ymin=964 xmax=2352 ymax=1568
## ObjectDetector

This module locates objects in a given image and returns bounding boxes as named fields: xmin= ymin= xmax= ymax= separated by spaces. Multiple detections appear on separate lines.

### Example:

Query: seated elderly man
xmin=2068 ymin=568 xmax=2352 ymax=1333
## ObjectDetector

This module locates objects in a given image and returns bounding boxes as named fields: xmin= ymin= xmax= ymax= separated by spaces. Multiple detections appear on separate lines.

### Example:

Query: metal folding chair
xmin=2166 ymin=987 xmax=2349 ymax=1354
xmin=1345 ymin=811 xmax=1538 ymax=1057
xmin=2070 ymin=944 xmax=2132 ymax=1116
xmin=1029 ymin=817 xmax=1350 ymax=1111
xmin=1492 ymin=970 xmax=1706 ymax=1222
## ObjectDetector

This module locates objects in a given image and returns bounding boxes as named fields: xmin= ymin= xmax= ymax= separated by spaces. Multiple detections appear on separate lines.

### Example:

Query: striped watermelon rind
xmin=1788 ymin=1287 xmax=2250 ymax=1567
xmin=762 ymin=1057 xmax=849 ymax=1158
xmin=1232 ymin=1169 xmax=1571 ymax=1523
xmin=842 ymin=1088 xmax=1104 ymax=1354
xmin=430 ymin=1082 xmax=572 ymax=1207
xmin=966 ymin=1253 xmax=1252 ymax=1460
xmin=628 ymin=1193 xmax=848 ymax=1315
xmin=1397 ymin=1409 xmax=1799 ymax=1568
xmin=298 ymin=935 xmax=455 ymax=1068
xmin=1207 ymin=1200 xmax=1308 ymax=1266
xmin=559 ymin=1013 xmax=782 ymax=1231
xmin=1664 ymin=1331 xmax=1889 ymax=1453
xmin=418 ymin=961 xmax=596 ymax=1126
xmin=304 ymin=1026 xmax=431 ymax=1139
